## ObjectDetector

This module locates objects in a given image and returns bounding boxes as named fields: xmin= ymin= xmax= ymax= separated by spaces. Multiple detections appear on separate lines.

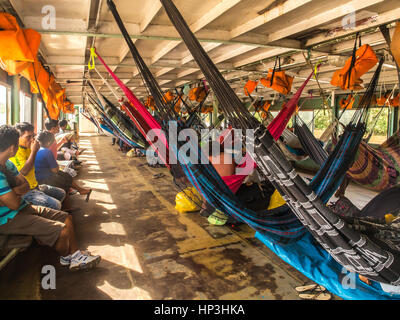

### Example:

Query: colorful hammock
xmin=347 ymin=131 xmax=400 ymax=191
xmin=85 ymin=85 xmax=145 ymax=149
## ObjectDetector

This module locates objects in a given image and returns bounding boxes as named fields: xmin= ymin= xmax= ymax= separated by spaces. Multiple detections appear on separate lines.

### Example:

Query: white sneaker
xmin=60 ymin=250 xmax=91 ymax=266
xmin=69 ymin=250 xmax=101 ymax=271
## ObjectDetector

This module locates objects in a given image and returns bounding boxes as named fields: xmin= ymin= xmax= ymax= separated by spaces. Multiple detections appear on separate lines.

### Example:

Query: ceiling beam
xmin=150 ymin=0 xmax=244 ymax=66
xmin=140 ymin=0 xmax=162 ymax=32
xmin=306 ymin=7 xmax=400 ymax=48
xmin=230 ymin=0 xmax=312 ymax=39
xmin=113 ymin=0 xmax=162 ymax=79
xmin=266 ymin=0 xmax=384 ymax=43
xmin=36 ymin=29 xmax=290 ymax=49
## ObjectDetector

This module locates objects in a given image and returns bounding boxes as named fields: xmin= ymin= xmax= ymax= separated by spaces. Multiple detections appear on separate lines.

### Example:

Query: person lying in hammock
xmin=200 ymin=140 xmax=236 ymax=224
xmin=35 ymin=131 xmax=92 ymax=205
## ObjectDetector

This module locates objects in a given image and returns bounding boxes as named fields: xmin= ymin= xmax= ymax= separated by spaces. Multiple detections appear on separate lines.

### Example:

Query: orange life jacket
xmin=339 ymin=95 xmax=355 ymax=110
xmin=377 ymin=92 xmax=394 ymax=107
xmin=188 ymin=87 xmax=207 ymax=103
xmin=262 ymin=100 xmax=272 ymax=113
xmin=331 ymin=34 xmax=378 ymax=91
xmin=145 ymin=96 xmax=155 ymax=111
xmin=260 ymin=70 xmax=293 ymax=96
xmin=201 ymin=106 xmax=213 ymax=114
xmin=260 ymin=111 xmax=267 ymax=120
xmin=391 ymin=93 xmax=400 ymax=107
xmin=163 ymin=90 xmax=174 ymax=103
xmin=244 ymin=80 xmax=258 ymax=96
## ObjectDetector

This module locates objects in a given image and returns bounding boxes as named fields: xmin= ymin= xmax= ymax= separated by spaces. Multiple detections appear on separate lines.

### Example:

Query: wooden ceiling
xmin=1 ymin=0 xmax=399 ymax=105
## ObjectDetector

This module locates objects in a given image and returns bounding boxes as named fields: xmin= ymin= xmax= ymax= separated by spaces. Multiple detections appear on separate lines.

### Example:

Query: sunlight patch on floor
xmin=81 ymin=137 xmax=147 ymax=299
xmin=100 ymin=222 xmax=126 ymax=236
xmin=97 ymin=281 xmax=151 ymax=300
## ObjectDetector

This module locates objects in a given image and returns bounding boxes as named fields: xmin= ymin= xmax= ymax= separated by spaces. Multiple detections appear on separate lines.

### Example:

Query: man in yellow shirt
xmin=9 ymin=123 xmax=66 ymax=210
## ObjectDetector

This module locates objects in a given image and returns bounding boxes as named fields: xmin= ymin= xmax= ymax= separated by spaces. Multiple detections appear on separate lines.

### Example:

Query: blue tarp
xmin=255 ymin=231 xmax=400 ymax=300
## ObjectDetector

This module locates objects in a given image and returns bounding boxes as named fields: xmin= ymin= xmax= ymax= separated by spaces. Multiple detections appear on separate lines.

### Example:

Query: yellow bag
xmin=267 ymin=190 xmax=286 ymax=210
xmin=126 ymin=149 xmax=136 ymax=158
xmin=175 ymin=187 xmax=201 ymax=213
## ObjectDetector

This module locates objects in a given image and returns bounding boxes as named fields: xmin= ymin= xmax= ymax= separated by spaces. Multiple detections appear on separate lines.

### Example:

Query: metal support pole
xmin=11 ymin=75 xmax=20 ymax=125
xmin=32 ymin=94 xmax=37 ymax=130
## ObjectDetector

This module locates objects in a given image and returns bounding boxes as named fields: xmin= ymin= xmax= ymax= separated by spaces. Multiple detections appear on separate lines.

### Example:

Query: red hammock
xmin=267 ymin=70 xmax=314 ymax=140
xmin=95 ymin=49 xmax=170 ymax=167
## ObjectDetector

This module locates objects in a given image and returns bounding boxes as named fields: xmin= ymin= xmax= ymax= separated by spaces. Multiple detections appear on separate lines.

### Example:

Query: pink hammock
xmin=222 ymin=153 xmax=257 ymax=194
xmin=267 ymin=70 xmax=315 ymax=140
xmin=95 ymin=49 xmax=170 ymax=167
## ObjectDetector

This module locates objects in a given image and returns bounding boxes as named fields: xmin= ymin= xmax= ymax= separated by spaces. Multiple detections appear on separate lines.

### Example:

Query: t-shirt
xmin=9 ymin=146 xmax=38 ymax=189
xmin=35 ymin=147 xmax=59 ymax=182
xmin=0 ymin=161 xmax=27 ymax=226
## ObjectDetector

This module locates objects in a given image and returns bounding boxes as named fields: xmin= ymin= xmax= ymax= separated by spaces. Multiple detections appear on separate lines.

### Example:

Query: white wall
xmin=79 ymin=110 xmax=97 ymax=134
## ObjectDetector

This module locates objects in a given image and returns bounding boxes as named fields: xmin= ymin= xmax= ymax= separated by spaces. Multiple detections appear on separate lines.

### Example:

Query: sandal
xmin=295 ymin=284 xmax=326 ymax=293
xmin=85 ymin=189 xmax=92 ymax=202
xmin=298 ymin=292 xmax=331 ymax=300
xmin=208 ymin=210 xmax=228 ymax=226
xmin=63 ymin=208 xmax=81 ymax=214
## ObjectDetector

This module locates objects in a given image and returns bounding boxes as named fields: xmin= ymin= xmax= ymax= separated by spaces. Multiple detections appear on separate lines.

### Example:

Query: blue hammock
xmin=256 ymin=231 xmax=400 ymax=300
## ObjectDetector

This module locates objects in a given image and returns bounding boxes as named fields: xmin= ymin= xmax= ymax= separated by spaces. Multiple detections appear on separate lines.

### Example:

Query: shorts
xmin=0 ymin=205 xmax=68 ymax=247
xmin=22 ymin=185 xmax=66 ymax=210
xmin=40 ymin=171 xmax=73 ymax=193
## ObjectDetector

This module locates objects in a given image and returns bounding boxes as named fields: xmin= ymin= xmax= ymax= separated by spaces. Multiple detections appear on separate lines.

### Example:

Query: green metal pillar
xmin=11 ymin=75 xmax=20 ymax=125
xmin=32 ymin=94 xmax=38 ymax=130
xmin=389 ymin=107 xmax=399 ymax=136
xmin=334 ymin=92 xmax=340 ymax=137
xmin=391 ymin=106 xmax=399 ymax=135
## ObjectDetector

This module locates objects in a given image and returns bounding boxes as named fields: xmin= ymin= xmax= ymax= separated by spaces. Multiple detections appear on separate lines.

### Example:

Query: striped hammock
xmin=347 ymin=131 xmax=400 ymax=191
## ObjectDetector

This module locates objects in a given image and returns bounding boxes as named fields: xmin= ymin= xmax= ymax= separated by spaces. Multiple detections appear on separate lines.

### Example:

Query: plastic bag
xmin=175 ymin=187 xmax=202 ymax=213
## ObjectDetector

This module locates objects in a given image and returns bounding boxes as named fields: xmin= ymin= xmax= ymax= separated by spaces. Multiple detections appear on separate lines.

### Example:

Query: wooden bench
xmin=0 ymin=235 xmax=33 ymax=271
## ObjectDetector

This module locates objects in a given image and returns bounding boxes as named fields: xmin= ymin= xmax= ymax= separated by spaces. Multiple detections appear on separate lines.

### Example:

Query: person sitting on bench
xmin=9 ymin=122 xmax=66 ymax=211
xmin=0 ymin=125 xmax=101 ymax=271
xmin=35 ymin=131 xmax=92 ymax=202
xmin=58 ymin=120 xmax=84 ymax=160
xmin=44 ymin=119 xmax=66 ymax=160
